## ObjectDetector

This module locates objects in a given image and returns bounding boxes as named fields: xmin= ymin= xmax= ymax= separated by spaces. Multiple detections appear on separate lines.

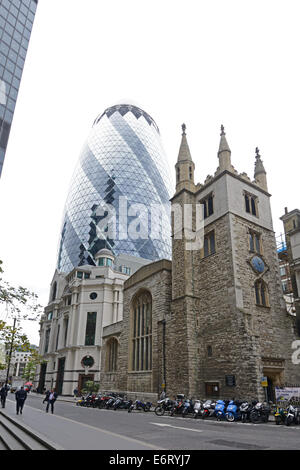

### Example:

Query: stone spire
xmin=177 ymin=123 xmax=192 ymax=162
xmin=254 ymin=147 xmax=268 ymax=192
xmin=175 ymin=124 xmax=195 ymax=193
xmin=218 ymin=125 xmax=232 ymax=171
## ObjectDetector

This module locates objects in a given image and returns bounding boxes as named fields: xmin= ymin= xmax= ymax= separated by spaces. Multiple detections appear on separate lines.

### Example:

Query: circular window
xmin=81 ymin=356 xmax=94 ymax=368
xmin=90 ymin=292 xmax=98 ymax=300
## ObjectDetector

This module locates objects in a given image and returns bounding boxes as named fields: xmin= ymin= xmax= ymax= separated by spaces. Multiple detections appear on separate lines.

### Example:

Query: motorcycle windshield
xmin=227 ymin=405 xmax=237 ymax=412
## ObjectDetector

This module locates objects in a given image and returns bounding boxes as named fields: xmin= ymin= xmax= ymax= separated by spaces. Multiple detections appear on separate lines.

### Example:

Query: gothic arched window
xmin=131 ymin=290 xmax=152 ymax=371
xmin=255 ymin=280 xmax=269 ymax=307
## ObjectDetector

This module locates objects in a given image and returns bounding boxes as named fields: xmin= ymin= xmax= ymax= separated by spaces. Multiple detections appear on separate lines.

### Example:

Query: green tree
xmin=0 ymin=259 xmax=42 ymax=374
xmin=81 ymin=381 xmax=100 ymax=394
xmin=21 ymin=349 xmax=44 ymax=381
xmin=0 ymin=260 xmax=41 ymax=320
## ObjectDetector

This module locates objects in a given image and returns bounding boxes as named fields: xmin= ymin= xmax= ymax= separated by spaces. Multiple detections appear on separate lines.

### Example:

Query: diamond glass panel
xmin=57 ymin=104 xmax=173 ymax=272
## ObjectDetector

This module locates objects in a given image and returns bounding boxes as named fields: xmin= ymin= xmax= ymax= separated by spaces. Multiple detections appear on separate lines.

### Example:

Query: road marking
xmin=150 ymin=422 xmax=203 ymax=433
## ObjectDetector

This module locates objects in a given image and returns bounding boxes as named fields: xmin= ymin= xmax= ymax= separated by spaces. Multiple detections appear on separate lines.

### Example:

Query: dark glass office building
xmin=57 ymin=104 xmax=173 ymax=273
xmin=0 ymin=0 xmax=38 ymax=176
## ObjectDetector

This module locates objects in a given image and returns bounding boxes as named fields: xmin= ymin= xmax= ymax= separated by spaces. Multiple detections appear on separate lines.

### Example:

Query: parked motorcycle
xmin=193 ymin=399 xmax=203 ymax=419
xmin=105 ymin=396 xmax=118 ymax=409
xmin=76 ymin=395 xmax=85 ymax=406
xmin=92 ymin=393 xmax=103 ymax=408
xmin=112 ymin=396 xmax=133 ymax=410
xmin=155 ymin=397 xmax=175 ymax=416
xmin=170 ymin=395 xmax=185 ymax=416
xmin=274 ymin=404 xmax=287 ymax=425
xmin=78 ymin=393 xmax=93 ymax=407
xmin=239 ymin=401 xmax=253 ymax=423
xmin=215 ymin=400 xmax=229 ymax=421
xmin=201 ymin=399 xmax=216 ymax=419
xmin=128 ymin=399 xmax=152 ymax=413
xmin=250 ymin=401 xmax=270 ymax=423
xmin=181 ymin=399 xmax=194 ymax=417
xmin=225 ymin=400 xmax=241 ymax=422
xmin=98 ymin=394 xmax=115 ymax=409
xmin=285 ymin=404 xmax=300 ymax=426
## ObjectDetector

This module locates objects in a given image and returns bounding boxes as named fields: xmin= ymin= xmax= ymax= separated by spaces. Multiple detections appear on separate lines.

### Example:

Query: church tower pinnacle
xmin=218 ymin=124 xmax=232 ymax=171
xmin=254 ymin=147 xmax=268 ymax=192
xmin=175 ymin=124 xmax=195 ymax=193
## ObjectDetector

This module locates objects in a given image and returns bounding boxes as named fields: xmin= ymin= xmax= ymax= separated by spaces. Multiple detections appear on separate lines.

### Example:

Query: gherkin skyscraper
xmin=57 ymin=104 xmax=173 ymax=273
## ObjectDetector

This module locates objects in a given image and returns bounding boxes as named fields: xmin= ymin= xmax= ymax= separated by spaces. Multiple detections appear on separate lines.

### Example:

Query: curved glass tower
xmin=57 ymin=104 xmax=173 ymax=273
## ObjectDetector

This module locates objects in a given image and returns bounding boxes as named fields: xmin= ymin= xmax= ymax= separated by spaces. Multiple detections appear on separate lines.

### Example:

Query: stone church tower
xmin=166 ymin=125 xmax=300 ymax=401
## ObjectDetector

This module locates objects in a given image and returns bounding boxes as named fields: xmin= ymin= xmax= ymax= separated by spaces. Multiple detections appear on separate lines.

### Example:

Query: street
xmin=2 ymin=394 xmax=300 ymax=451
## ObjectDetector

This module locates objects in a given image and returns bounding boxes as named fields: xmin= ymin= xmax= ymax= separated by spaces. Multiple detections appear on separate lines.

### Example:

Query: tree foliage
xmin=0 ymin=260 xmax=42 ymax=321
xmin=0 ymin=259 xmax=43 ymax=370
xmin=81 ymin=381 xmax=100 ymax=394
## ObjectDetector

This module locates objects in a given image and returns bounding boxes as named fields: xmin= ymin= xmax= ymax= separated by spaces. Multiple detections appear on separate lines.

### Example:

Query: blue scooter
xmin=214 ymin=400 xmax=229 ymax=420
xmin=225 ymin=400 xmax=241 ymax=422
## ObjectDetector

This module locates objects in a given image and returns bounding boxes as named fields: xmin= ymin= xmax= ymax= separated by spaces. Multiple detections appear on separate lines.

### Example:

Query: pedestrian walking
xmin=15 ymin=386 xmax=27 ymax=415
xmin=43 ymin=389 xmax=58 ymax=414
xmin=73 ymin=387 xmax=78 ymax=398
xmin=0 ymin=384 xmax=8 ymax=408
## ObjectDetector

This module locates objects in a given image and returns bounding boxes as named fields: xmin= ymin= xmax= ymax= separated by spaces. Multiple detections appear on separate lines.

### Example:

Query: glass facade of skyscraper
xmin=0 ymin=0 xmax=38 ymax=176
xmin=57 ymin=104 xmax=173 ymax=273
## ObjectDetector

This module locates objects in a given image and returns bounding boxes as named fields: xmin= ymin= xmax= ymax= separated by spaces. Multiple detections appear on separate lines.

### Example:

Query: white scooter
xmin=193 ymin=399 xmax=203 ymax=419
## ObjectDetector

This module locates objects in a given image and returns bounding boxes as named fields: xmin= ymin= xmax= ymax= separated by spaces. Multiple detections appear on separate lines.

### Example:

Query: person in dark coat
xmin=0 ymin=384 xmax=8 ymax=408
xmin=43 ymin=389 xmax=58 ymax=414
xmin=15 ymin=386 xmax=27 ymax=415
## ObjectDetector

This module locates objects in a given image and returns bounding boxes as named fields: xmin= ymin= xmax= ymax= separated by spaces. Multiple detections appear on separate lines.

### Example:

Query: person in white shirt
xmin=43 ymin=389 xmax=58 ymax=414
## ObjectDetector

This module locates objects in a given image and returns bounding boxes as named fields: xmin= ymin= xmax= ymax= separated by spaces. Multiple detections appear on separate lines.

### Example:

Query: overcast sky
xmin=0 ymin=0 xmax=298 ymax=344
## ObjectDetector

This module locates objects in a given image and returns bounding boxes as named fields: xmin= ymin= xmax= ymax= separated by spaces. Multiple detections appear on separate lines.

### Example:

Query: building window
xmin=280 ymin=266 xmax=286 ymax=277
xmin=64 ymin=317 xmax=69 ymax=346
xmin=85 ymin=312 xmax=97 ymax=346
xmin=207 ymin=345 xmax=213 ymax=357
xmin=249 ymin=230 xmax=262 ymax=254
xmin=120 ymin=266 xmax=131 ymax=275
xmin=47 ymin=311 xmax=53 ymax=321
xmin=98 ymin=257 xmax=113 ymax=267
xmin=44 ymin=329 xmax=50 ymax=354
xmin=201 ymin=194 xmax=214 ymax=219
xmin=106 ymin=338 xmax=118 ymax=372
xmin=55 ymin=325 xmax=60 ymax=351
xmin=282 ymin=281 xmax=289 ymax=294
xmin=255 ymin=280 xmax=269 ymax=307
xmin=51 ymin=282 xmax=57 ymax=301
xmin=189 ymin=166 xmax=193 ymax=180
xmin=177 ymin=167 xmax=180 ymax=183
xmin=131 ymin=291 xmax=152 ymax=371
xmin=205 ymin=382 xmax=220 ymax=397
xmin=203 ymin=231 xmax=216 ymax=257
xmin=245 ymin=193 xmax=258 ymax=217
xmin=77 ymin=271 xmax=83 ymax=279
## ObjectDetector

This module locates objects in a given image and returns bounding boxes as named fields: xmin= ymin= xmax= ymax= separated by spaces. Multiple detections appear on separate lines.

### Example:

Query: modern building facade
xmin=0 ymin=0 xmax=38 ymax=176
xmin=37 ymin=250 xmax=150 ymax=395
xmin=57 ymin=104 xmax=173 ymax=273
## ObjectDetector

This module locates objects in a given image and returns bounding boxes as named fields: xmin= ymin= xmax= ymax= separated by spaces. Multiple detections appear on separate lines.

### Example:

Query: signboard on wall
xmin=275 ymin=387 xmax=300 ymax=401
xmin=261 ymin=377 xmax=268 ymax=387
xmin=225 ymin=375 xmax=236 ymax=387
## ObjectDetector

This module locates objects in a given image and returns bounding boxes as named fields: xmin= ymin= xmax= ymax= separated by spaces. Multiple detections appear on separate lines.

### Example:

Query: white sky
xmin=0 ymin=0 xmax=298 ymax=344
